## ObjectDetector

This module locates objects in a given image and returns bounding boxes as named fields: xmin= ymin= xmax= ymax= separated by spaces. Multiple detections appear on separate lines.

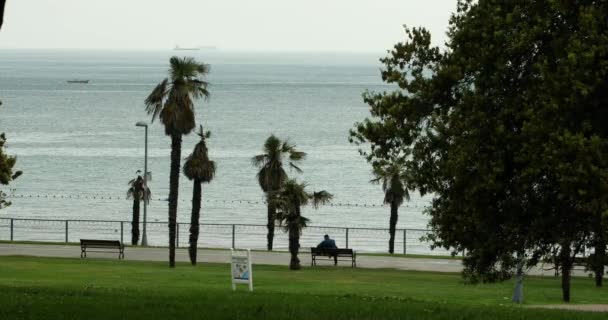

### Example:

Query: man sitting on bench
xmin=317 ymin=234 xmax=338 ymax=265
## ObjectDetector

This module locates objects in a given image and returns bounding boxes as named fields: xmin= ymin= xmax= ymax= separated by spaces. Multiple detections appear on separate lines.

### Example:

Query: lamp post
xmin=135 ymin=121 xmax=149 ymax=246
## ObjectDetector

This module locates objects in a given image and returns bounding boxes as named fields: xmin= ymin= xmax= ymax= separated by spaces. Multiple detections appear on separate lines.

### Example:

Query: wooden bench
xmin=80 ymin=239 xmax=124 ymax=259
xmin=311 ymin=247 xmax=356 ymax=267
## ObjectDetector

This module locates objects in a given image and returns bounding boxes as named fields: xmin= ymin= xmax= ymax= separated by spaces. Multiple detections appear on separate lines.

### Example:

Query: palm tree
xmin=273 ymin=179 xmax=332 ymax=270
xmin=371 ymin=159 xmax=410 ymax=254
xmin=252 ymin=135 xmax=306 ymax=251
xmin=144 ymin=56 xmax=210 ymax=267
xmin=126 ymin=171 xmax=151 ymax=245
xmin=183 ymin=125 xmax=216 ymax=265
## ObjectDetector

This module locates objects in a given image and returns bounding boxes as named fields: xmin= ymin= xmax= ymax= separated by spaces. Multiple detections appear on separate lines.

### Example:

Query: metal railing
xmin=0 ymin=217 xmax=449 ymax=255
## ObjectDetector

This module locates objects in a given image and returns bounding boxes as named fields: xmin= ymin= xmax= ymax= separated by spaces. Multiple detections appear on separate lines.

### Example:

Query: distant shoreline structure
xmin=173 ymin=45 xmax=217 ymax=51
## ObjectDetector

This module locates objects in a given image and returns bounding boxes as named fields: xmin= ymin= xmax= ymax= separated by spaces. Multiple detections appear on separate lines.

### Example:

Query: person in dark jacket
xmin=317 ymin=234 xmax=338 ymax=265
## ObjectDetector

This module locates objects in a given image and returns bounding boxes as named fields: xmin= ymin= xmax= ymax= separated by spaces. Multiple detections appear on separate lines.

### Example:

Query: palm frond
xmin=183 ymin=126 xmax=216 ymax=182
xmin=289 ymin=162 xmax=303 ymax=173
xmin=311 ymin=190 xmax=333 ymax=209
xmin=126 ymin=175 xmax=151 ymax=202
xmin=144 ymin=79 xmax=169 ymax=122
xmin=289 ymin=150 xmax=306 ymax=161
xmin=170 ymin=56 xmax=210 ymax=81
xmin=251 ymin=154 xmax=268 ymax=168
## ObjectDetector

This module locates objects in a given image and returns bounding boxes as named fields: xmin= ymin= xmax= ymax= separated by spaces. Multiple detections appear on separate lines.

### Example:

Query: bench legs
xmin=80 ymin=247 xmax=124 ymax=260
xmin=312 ymin=255 xmax=357 ymax=267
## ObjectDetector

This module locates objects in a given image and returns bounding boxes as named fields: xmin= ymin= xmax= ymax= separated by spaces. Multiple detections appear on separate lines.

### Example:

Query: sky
xmin=0 ymin=0 xmax=457 ymax=52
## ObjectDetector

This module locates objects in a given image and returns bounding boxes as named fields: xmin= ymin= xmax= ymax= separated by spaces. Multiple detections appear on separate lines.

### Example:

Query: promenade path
xmin=0 ymin=243 xmax=592 ymax=277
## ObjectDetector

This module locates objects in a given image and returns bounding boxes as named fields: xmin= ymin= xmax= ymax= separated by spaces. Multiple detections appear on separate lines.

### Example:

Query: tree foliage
xmin=1 ymin=101 xmax=22 ymax=210
xmin=351 ymin=0 xmax=608 ymax=302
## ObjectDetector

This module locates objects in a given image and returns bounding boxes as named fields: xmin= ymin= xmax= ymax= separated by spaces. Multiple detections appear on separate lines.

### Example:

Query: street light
xmin=135 ymin=121 xmax=149 ymax=246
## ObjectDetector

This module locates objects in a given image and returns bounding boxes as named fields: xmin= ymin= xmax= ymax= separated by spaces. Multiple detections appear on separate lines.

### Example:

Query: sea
xmin=0 ymin=49 xmax=442 ymax=253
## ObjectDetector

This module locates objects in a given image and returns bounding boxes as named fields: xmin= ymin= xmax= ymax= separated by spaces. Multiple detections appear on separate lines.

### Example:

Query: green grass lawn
xmin=0 ymin=256 xmax=606 ymax=319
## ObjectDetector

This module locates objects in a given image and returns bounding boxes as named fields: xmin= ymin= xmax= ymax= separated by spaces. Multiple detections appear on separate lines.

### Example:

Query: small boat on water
xmin=67 ymin=80 xmax=89 ymax=84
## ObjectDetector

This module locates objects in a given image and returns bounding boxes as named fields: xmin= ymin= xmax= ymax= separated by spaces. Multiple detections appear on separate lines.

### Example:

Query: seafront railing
xmin=0 ymin=217 xmax=449 ymax=255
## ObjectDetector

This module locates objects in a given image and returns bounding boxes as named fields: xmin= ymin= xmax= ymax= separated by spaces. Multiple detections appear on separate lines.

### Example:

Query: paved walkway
xmin=0 ymin=243 xmax=600 ymax=277
xmin=0 ymin=243 xmax=465 ymax=272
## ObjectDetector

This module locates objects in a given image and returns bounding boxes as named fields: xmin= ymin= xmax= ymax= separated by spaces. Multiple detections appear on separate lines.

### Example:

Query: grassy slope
xmin=0 ymin=256 xmax=607 ymax=319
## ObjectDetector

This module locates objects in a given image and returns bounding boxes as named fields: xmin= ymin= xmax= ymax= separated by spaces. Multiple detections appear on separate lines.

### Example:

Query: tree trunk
xmin=131 ymin=199 xmax=140 ymax=245
xmin=289 ymin=229 xmax=301 ymax=270
xmin=560 ymin=243 xmax=573 ymax=302
xmin=168 ymin=133 xmax=182 ymax=268
xmin=289 ymin=203 xmax=302 ymax=270
xmin=388 ymin=202 xmax=398 ymax=254
xmin=266 ymin=194 xmax=275 ymax=251
xmin=189 ymin=180 xmax=201 ymax=265
xmin=512 ymin=254 xmax=524 ymax=304
xmin=594 ymin=235 xmax=606 ymax=287
xmin=593 ymin=216 xmax=606 ymax=287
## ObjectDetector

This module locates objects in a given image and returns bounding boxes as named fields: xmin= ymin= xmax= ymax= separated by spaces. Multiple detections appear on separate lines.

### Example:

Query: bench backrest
xmin=80 ymin=239 xmax=122 ymax=247
xmin=311 ymin=247 xmax=353 ymax=255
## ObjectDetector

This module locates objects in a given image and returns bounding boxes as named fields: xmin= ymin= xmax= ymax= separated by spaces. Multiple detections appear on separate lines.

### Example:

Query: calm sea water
xmin=0 ymin=49 xmax=438 ymax=251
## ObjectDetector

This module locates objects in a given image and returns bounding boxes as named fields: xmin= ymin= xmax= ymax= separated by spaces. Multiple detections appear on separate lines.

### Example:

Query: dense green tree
xmin=272 ymin=179 xmax=332 ymax=270
xmin=252 ymin=135 xmax=306 ymax=251
xmin=183 ymin=126 xmax=216 ymax=265
xmin=1 ymin=101 xmax=22 ymax=210
xmin=144 ymin=56 xmax=210 ymax=267
xmin=351 ymin=0 xmax=608 ymax=302
xmin=370 ymin=159 xmax=411 ymax=254
xmin=126 ymin=172 xmax=151 ymax=245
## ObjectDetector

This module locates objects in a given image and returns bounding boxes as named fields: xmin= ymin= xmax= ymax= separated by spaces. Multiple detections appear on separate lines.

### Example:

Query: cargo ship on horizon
xmin=173 ymin=45 xmax=217 ymax=51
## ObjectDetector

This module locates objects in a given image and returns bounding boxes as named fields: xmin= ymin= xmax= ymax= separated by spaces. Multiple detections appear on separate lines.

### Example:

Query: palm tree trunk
xmin=131 ymin=199 xmax=140 ymax=245
xmin=168 ymin=133 xmax=182 ymax=268
xmin=189 ymin=180 xmax=202 ymax=265
xmin=289 ymin=229 xmax=301 ymax=270
xmin=266 ymin=194 xmax=275 ymax=251
xmin=560 ymin=242 xmax=573 ymax=302
xmin=289 ymin=203 xmax=302 ymax=270
xmin=388 ymin=202 xmax=398 ymax=254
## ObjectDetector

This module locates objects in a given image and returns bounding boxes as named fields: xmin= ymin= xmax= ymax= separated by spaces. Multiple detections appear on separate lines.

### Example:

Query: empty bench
xmin=80 ymin=239 xmax=124 ymax=259
xmin=311 ymin=248 xmax=356 ymax=267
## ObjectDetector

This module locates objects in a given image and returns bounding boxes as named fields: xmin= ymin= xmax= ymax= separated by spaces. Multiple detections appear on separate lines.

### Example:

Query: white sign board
xmin=231 ymin=249 xmax=253 ymax=291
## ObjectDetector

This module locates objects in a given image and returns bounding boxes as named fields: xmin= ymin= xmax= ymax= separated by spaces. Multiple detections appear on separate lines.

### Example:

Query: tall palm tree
xmin=126 ymin=171 xmax=151 ymax=245
xmin=273 ymin=179 xmax=332 ymax=270
xmin=183 ymin=125 xmax=216 ymax=265
xmin=371 ymin=160 xmax=410 ymax=254
xmin=144 ymin=56 xmax=209 ymax=267
xmin=252 ymin=135 xmax=306 ymax=251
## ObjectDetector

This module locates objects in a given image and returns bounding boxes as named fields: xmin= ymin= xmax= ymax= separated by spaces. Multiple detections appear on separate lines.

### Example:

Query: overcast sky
xmin=0 ymin=0 xmax=457 ymax=52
